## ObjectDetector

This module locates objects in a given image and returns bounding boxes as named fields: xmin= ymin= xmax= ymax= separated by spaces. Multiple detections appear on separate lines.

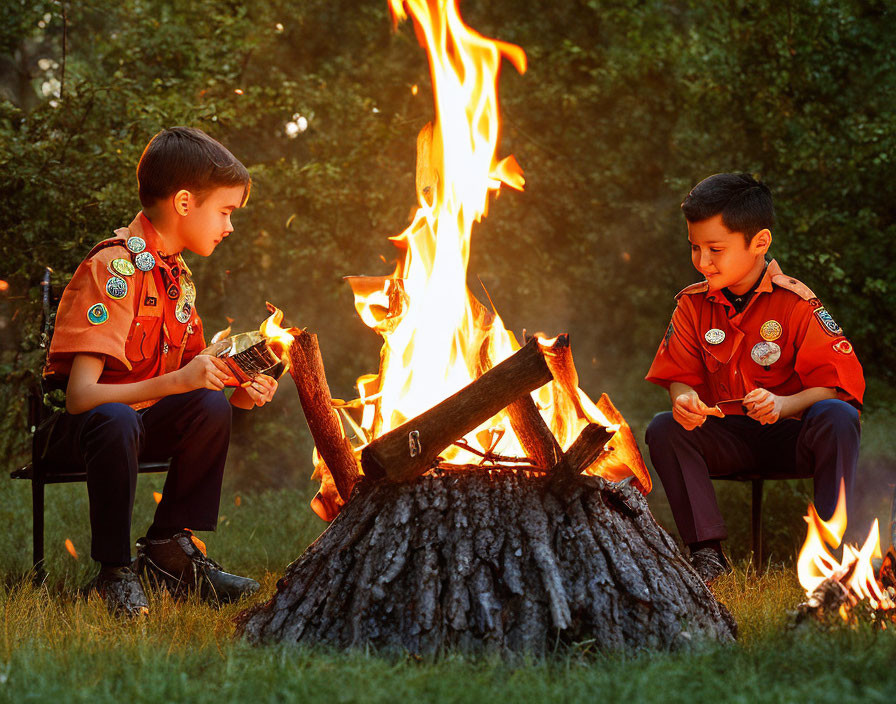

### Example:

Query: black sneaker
xmin=689 ymin=547 xmax=732 ymax=586
xmin=135 ymin=531 xmax=260 ymax=604
xmin=86 ymin=565 xmax=150 ymax=617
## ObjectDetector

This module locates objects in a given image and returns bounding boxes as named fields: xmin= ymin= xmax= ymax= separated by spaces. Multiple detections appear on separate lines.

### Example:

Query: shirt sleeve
xmin=790 ymin=299 xmax=865 ymax=408
xmin=46 ymin=246 xmax=136 ymax=375
xmin=645 ymin=297 xmax=707 ymax=390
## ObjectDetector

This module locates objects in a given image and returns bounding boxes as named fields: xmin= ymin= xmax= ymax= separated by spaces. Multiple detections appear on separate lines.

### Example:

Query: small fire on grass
xmin=795 ymin=481 xmax=896 ymax=626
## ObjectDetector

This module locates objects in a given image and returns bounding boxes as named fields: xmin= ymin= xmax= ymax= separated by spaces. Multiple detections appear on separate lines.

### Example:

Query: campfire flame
xmin=259 ymin=303 xmax=296 ymax=366
xmin=797 ymin=481 xmax=892 ymax=616
xmin=337 ymin=1 xmax=646 ymax=483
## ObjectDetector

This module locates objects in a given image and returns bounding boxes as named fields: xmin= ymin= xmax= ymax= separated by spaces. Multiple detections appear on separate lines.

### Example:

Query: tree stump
xmin=236 ymin=469 xmax=736 ymax=654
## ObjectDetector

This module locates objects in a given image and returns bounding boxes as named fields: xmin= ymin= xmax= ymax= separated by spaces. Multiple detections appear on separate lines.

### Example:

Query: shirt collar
xmin=706 ymin=258 xmax=779 ymax=307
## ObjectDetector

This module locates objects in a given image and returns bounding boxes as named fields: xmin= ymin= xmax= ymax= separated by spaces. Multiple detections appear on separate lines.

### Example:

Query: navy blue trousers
xmin=645 ymin=399 xmax=860 ymax=545
xmin=44 ymin=389 xmax=231 ymax=565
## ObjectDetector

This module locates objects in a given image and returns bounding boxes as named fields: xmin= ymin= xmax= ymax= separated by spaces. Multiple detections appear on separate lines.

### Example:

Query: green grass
xmin=1 ymin=475 xmax=895 ymax=702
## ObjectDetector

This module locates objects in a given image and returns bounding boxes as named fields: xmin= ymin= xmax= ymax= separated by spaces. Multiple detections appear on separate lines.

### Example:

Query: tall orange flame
xmin=338 ymin=1 xmax=646 ymax=480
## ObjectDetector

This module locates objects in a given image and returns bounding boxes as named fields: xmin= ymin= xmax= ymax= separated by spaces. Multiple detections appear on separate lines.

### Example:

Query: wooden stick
xmin=549 ymin=423 xmax=613 ymax=483
xmin=361 ymin=337 xmax=557 ymax=483
xmin=476 ymin=330 xmax=561 ymax=470
xmin=288 ymin=331 xmax=360 ymax=503
xmin=505 ymin=396 xmax=563 ymax=469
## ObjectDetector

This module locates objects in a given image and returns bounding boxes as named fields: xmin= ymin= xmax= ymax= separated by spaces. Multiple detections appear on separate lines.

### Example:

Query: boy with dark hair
xmin=645 ymin=173 xmax=864 ymax=584
xmin=44 ymin=127 xmax=278 ymax=615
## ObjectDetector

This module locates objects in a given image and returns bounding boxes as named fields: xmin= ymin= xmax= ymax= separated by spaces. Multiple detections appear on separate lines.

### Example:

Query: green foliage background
xmin=1 ymin=0 xmax=894 ymax=554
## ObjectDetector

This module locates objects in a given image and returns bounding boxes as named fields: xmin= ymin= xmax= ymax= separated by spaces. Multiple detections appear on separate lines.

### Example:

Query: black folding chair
xmin=9 ymin=268 xmax=169 ymax=576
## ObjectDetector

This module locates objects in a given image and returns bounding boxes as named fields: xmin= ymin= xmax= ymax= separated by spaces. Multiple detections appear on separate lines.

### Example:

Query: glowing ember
xmin=64 ymin=538 xmax=78 ymax=559
xmin=797 ymin=480 xmax=893 ymax=617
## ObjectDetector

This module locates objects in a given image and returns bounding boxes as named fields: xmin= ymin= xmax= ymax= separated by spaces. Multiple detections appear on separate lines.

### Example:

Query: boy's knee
xmin=804 ymin=399 xmax=860 ymax=434
xmin=195 ymin=389 xmax=232 ymax=427
xmin=82 ymin=403 xmax=142 ymax=444
xmin=646 ymin=412 xmax=680 ymax=447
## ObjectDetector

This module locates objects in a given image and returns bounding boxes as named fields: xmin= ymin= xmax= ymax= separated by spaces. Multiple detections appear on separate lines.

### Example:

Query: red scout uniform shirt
xmin=45 ymin=212 xmax=207 ymax=409
xmin=646 ymin=260 xmax=865 ymax=413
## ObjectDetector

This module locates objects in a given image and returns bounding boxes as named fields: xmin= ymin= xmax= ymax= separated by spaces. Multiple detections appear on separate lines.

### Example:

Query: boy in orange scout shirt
xmin=645 ymin=173 xmax=864 ymax=584
xmin=43 ymin=127 xmax=278 ymax=614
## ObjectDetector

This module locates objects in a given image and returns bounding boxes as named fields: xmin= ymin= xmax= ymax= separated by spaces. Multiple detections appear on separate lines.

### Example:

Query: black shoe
xmin=689 ymin=547 xmax=732 ymax=585
xmin=135 ymin=531 xmax=260 ymax=604
xmin=86 ymin=565 xmax=150 ymax=617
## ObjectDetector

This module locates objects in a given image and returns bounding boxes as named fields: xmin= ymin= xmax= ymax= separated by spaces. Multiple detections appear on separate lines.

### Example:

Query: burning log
xmin=236 ymin=470 xmax=737 ymax=653
xmin=793 ymin=575 xmax=853 ymax=625
xmin=360 ymin=337 xmax=556 ymax=483
xmin=288 ymin=331 xmax=360 ymax=503
xmin=504 ymin=396 xmax=563 ymax=469
xmin=550 ymin=423 xmax=613 ymax=483
xmin=475 ymin=329 xmax=562 ymax=471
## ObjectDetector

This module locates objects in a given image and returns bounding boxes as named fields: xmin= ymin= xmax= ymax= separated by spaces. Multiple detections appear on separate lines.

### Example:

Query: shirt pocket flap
xmin=125 ymin=316 xmax=161 ymax=363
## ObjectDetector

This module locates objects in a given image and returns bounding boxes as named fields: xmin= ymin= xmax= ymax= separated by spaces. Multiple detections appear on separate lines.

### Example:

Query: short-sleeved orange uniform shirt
xmin=646 ymin=259 xmax=864 ymax=413
xmin=45 ymin=212 xmax=207 ymax=409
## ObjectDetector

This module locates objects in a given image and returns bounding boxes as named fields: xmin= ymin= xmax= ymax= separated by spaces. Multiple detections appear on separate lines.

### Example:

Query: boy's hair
xmin=681 ymin=173 xmax=774 ymax=243
xmin=137 ymin=126 xmax=250 ymax=208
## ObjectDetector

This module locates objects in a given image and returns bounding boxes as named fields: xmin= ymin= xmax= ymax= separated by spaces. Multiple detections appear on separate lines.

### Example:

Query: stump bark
xmin=237 ymin=470 xmax=736 ymax=654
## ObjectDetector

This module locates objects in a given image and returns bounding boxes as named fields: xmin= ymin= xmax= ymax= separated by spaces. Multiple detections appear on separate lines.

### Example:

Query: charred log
xmin=361 ymin=337 xmax=556 ymax=482
xmin=550 ymin=423 xmax=613 ymax=483
xmin=237 ymin=470 xmax=737 ymax=654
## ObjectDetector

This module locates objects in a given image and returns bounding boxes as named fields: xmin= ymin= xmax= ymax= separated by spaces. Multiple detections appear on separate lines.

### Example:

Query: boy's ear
xmin=751 ymin=228 xmax=772 ymax=254
xmin=173 ymin=189 xmax=190 ymax=216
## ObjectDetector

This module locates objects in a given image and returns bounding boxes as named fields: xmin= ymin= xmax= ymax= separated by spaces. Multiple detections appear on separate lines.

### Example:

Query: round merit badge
xmin=126 ymin=236 xmax=146 ymax=253
xmin=175 ymin=301 xmax=192 ymax=324
xmin=833 ymin=339 xmax=853 ymax=355
xmin=704 ymin=328 xmax=726 ymax=345
xmin=760 ymin=319 xmax=782 ymax=341
xmin=110 ymin=258 xmax=136 ymax=277
xmin=751 ymin=341 xmax=781 ymax=366
xmin=105 ymin=276 xmax=128 ymax=299
xmin=87 ymin=303 xmax=109 ymax=325
xmin=134 ymin=251 xmax=156 ymax=272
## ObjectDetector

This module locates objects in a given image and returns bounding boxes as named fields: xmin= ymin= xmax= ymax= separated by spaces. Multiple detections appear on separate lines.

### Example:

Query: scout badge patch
xmin=813 ymin=307 xmax=842 ymax=337
xmin=751 ymin=341 xmax=781 ymax=367
xmin=704 ymin=328 xmax=725 ymax=345
xmin=833 ymin=339 xmax=853 ymax=355
xmin=126 ymin=236 xmax=146 ymax=253
xmin=760 ymin=320 xmax=782 ymax=341
xmin=175 ymin=300 xmax=192 ymax=324
xmin=110 ymin=258 xmax=135 ymax=277
xmin=105 ymin=276 xmax=128 ymax=300
xmin=134 ymin=251 xmax=156 ymax=272
xmin=87 ymin=303 xmax=109 ymax=325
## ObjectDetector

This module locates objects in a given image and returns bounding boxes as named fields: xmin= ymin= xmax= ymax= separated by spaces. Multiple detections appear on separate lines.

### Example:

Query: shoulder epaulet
xmin=85 ymin=235 xmax=129 ymax=259
xmin=771 ymin=273 xmax=816 ymax=301
xmin=674 ymin=280 xmax=709 ymax=300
